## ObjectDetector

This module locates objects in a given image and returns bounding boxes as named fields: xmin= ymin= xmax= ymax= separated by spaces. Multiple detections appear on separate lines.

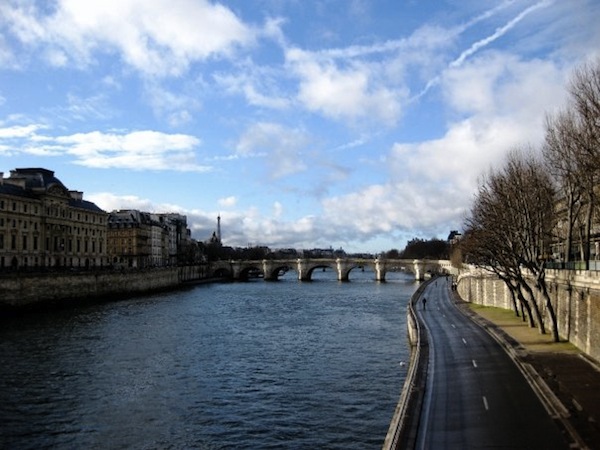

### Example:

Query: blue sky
xmin=1 ymin=0 xmax=599 ymax=254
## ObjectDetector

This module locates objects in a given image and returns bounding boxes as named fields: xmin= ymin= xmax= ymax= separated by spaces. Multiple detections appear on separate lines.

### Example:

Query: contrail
xmin=452 ymin=0 xmax=517 ymax=36
xmin=450 ymin=0 xmax=553 ymax=68
xmin=411 ymin=0 xmax=553 ymax=102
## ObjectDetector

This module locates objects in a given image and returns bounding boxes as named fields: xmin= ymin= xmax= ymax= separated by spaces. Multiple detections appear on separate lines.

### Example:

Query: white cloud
xmin=319 ymin=49 xmax=576 ymax=243
xmin=217 ymin=74 xmax=291 ymax=110
xmin=322 ymin=181 xmax=464 ymax=237
xmin=218 ymin=196 xmax=237 ymax=208
xmin=0 ymin=125 xmax=210 ymax=172
xmin=210 ymin=209 xmax=323 ymax=249
xmin=1 ymin=0 xmax=255 ymax=77
xmin=0 ymin=123 xmax=44 ymax=138
xmin=214 ymin=63 xmax=291 ymax=110
xmin=55 ymin=130 xmax=207 ymax=171
xmin=286 ymin=48 xmax=403 ymax=126
xmin=272 ymin=201 xmax=283 ymax=219
xmin=144 ymin=82 xmax=202 ymax=127
xmin=236 ymin=122 xmax=310 ymax=178
xmin=87 ymin=192 xmax=157 ymax=213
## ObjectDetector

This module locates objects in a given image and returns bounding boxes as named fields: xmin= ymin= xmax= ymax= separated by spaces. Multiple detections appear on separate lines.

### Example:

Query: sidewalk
xmin=458 ymin=298 xmax=600 ymax=449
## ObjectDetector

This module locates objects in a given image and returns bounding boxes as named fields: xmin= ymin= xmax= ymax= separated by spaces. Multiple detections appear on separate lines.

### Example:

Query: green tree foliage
xmin=398 ymin=238 xmax=449 ymax=259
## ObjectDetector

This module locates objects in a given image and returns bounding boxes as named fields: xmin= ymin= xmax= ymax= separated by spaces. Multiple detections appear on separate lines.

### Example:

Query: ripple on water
xmin=0 ymin=273 xmax=415 ymax=449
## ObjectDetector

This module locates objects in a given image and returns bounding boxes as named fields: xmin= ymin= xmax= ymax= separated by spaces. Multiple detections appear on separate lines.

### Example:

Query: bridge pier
xmin=211 ymin=257 xmax=440 ymax=282
xmin=336 ymin=258 xmax=351 ymax=281
xmin=375 ymin=258 xmax=386 ymax=282
xmin=229 ymin=260 xmax=242 ymax=280
xmin=296 ymin=259 xmax=311 ymax=281
xmin=262 ymin=260 xmax=278 ymax=281
xmin=413 ymin=259 xmax=426 ymax=281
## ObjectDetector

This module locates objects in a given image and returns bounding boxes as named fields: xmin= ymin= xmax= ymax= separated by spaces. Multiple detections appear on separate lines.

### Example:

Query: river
xmin=0 ymin=269 xmax=417 ymax=449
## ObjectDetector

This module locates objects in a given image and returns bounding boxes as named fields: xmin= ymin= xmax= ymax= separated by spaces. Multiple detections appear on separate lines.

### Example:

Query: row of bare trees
xmin=461 ymin=59 xmax=600 ymax=341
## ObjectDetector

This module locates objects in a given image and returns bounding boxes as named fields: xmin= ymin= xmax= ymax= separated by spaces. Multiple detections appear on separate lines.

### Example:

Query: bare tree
xmin=464 ymin=163 xmax=540 ymax=329
xmin=568 ymin=59 xmax=600 ymax=266
xmin=464 ymin=149 xmax=559 ymax=340
xmin=543 ymin=109 xmax=585 ymax=262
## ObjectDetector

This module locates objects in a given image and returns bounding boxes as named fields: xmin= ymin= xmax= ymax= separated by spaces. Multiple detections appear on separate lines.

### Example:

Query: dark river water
xmin=0 ymin=269 xmax=417 ymax=449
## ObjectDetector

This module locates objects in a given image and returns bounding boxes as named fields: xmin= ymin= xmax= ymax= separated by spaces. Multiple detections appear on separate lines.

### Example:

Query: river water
xmin=0 ymin=269 xmax=417 ymax=449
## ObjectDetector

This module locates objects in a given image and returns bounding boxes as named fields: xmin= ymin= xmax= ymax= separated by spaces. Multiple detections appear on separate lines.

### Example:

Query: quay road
xmin=413 ymin=280 xmax=571 ymax=449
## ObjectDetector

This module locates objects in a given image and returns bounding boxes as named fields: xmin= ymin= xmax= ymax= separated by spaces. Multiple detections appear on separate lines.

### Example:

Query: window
xmin=22 ymin=235 xmax=27 ymax=251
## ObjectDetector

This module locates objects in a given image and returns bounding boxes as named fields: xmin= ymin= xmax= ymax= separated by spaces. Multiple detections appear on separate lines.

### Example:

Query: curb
xmin=453 ymin=296 xmax=589 ymax=450
xmin=382 ymin=280 xmax=431 ymax=450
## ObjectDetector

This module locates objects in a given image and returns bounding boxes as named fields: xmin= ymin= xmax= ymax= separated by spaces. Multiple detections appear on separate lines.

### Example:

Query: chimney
xmin=69 ymin=190 xmax=83 ymax=201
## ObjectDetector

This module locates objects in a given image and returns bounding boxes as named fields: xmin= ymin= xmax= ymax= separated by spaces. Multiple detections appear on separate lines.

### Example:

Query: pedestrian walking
xmin=423 ymin=297 xmax=427 ymax=309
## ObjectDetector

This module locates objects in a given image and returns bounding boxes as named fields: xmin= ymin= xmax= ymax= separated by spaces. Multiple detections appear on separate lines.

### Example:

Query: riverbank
xmin=0 ymin=265 xmax=211 ymax=312
xmin=382 ymin=280 xmax=429 ymax=450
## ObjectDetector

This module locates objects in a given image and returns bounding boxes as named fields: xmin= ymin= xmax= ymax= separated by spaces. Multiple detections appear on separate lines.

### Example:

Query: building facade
xmin=0 ymin=168 xmax=108 ymax=270
xmin=107 ymin=210 xmax=152 ymax=269
xmin=107 ymin=210 xmax=197 ymax=268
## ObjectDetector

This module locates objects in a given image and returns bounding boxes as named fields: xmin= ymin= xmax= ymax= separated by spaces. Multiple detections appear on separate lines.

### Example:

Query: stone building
xmin=107 ymin=210 xmax=195 ymax=268
xmin=107 ymin=210 xmax=154 ymax=269
xmin=0 ymin=168 xmax=108 ymax=270
xmin=157 ymin=213 xmax=193 ymax=265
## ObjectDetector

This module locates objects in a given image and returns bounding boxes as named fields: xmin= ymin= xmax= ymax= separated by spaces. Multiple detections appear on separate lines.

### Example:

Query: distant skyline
xmin=1 ymin=0 xmax=599 ymax=253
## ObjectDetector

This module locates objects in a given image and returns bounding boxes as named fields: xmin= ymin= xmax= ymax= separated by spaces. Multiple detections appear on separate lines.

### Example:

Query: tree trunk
xmin=536 ymin=270 xmax=560 ymax=342
xmin=515 ymin=284 xmax=536 ymax=328
xmin=520 ymin=280 xmax=546 ymax=334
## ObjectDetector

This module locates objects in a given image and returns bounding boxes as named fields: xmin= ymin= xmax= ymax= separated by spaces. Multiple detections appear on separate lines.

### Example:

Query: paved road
xmin=415 ymin=280 xmax=570 ymax=449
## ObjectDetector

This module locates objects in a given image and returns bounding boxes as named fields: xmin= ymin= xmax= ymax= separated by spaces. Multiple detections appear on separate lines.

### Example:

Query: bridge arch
xmin=209 ymin=258 xmax=448 ymax=282
xmin=237 ymin=264 xmax=264 ymax=281
xmin=303 ymin=264 xmax=335 ymax=281
xmin=262 ymin=262 xmax=296 ymax=281
xmin=337 ymin=261 xmax=375 ymax=281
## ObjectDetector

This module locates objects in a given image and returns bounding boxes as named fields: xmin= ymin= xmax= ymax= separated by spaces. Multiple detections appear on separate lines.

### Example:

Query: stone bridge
xmin=209 ymin=258 xmax=451 ymax=282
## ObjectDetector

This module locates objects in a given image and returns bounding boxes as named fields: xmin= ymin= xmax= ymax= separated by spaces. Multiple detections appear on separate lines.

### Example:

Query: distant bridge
xmin=209 ymin=258 xmax=452 ymax=282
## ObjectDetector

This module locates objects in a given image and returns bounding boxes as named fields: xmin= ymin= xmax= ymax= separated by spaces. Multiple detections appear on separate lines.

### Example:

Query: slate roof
xmin=0 ymin=168 xmax=106 ymax=213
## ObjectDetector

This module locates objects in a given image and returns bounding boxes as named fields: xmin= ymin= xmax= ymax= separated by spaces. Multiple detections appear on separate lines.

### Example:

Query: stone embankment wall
xmin=0 ymin=265 xmax=208 ymax=310
xmin=457 ymin=269 xmax=600 ymax=362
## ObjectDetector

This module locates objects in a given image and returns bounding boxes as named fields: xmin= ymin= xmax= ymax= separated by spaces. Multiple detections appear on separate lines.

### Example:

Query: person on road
xmin=422 ymin=297 xmax=427 ymax=309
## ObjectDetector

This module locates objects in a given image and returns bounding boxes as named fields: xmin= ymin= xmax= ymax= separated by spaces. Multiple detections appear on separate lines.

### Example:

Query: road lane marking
xmin=472 ymin=360 xmax=477 ymax=368
xmin=462 ymin=338 xmax=467 ymax=345
xmin=482 ymin=396 xmax=489 ymax=411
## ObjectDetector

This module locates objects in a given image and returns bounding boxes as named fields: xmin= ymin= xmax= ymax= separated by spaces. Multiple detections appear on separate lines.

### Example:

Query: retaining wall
xmin=457 ymin=269 xmax=600 ymax=362
xmin=0 ymin=265 xmax=207 ymax=310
